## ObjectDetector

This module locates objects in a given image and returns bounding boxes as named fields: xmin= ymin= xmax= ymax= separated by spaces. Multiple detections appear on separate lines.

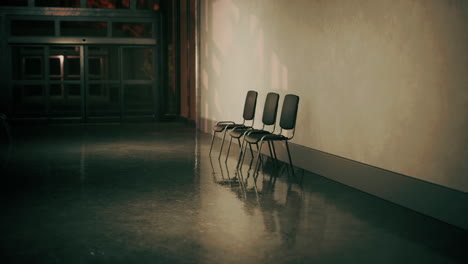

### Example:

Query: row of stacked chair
xmin=209 ymin=91 xmax=299 ymax=175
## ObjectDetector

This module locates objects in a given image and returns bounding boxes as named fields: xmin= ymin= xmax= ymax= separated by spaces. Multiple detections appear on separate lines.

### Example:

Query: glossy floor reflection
xmin=0 ymin=123 xmax=467 ymax=264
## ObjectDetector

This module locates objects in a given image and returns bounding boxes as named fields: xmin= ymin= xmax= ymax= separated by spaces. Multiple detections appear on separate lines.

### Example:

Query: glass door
xmin=86 ymin=46 xmax=121 ymax=119
xmin=122 ymin=47 xmax=156 ymax=117
xmin=11 ymin=46 xmax=47 ymax=118
xmin=85 ymin=45 xmax=157 ymax=120
xmin=48 ymin=46 xmax=83 ymax=118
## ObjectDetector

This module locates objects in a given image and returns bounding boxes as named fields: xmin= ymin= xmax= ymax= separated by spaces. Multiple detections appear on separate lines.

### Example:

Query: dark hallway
xmin=1 ymin=123 xmax=467 ymax=263
xmin=1 ymin=1 xmax=468 ymax=263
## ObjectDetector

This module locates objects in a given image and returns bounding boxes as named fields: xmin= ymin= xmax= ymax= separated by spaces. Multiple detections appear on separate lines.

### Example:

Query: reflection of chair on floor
xmin=209 ymin=90 xmax=258 ymax=159
xmin=225 ymin=92 xmax=280 ymax=163
xmin=241 ymin=94 xmax=299 ymax=175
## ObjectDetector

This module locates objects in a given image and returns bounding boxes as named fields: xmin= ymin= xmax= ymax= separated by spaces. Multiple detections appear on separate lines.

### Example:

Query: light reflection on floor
xmin=0 ymin=122 xmax=466 ymax=264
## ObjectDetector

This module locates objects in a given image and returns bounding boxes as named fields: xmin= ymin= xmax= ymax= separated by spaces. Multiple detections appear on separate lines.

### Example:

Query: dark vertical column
xmin=45 ymin=46 xmax=50 ymax=119
xmin=179 ymin=0 xmax=188 ymax=118
xmin=0 ymin=14 xmax=8 ymax=115
xmin=178 ymin=0 xmax=196 ymax=121
xmin=158 ymin=0 xmax=173 ymax=119
xmin=195 ymin=0 xmax=200 ymax=126
xmin=173 ymin=0 xmax=181 ymax=116
xmin=184 ymin=0 xmax=192 ymax=119
xmin=188 ymin=0 xmax=196 ymax=121
xmin=119 ymin=47 xmax=124 ymax=120
xmin=80 ymin=45 xmax=86 ymax=121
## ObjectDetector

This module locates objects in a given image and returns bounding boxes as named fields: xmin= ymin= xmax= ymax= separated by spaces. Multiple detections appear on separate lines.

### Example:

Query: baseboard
xmin=198 ymin=117 xmax=468 ymax=230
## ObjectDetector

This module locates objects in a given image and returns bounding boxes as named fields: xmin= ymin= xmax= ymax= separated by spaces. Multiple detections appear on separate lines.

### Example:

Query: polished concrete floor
xmin=0 ymin=122 xmax=467 ymax=264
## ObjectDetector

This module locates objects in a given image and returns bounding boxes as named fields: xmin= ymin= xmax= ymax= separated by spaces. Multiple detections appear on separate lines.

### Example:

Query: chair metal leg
xmin=225 ymin=136 xmax=233 ymax=163
xmin=248 ymin=144 xmax=255 ymax=169
xmin=285 ymin=140 xmax=294 ymax=175
xmin=236 ymin=138 xmax=242 ymax=153
xmin=218 ymin=128 xmax=229 ymax=160
xmin=209 ymin=130 xmax=217 ymax=155
xmin=238 ymin=138 xmax=249 ymax=170
xmin=255 ymin=143 xmax=263 ymax=163
xmin=253 ymin=140 xmax=265 ymax=176
xmin=271 ymin=141 xmax=278 ymax=167
xmin=249 ymin=143 xmax=254 ymax=158
xmin=236 ymin=138 xmax=246 ymax=169
xmin=267 ymin=141 xmax=274 ymax=161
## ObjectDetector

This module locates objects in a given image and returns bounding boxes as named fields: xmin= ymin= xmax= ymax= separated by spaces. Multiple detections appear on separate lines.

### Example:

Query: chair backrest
xmin=279 ymin=94 xmax=300 ymax=130
xmin=262 ymin=92 xmax=280 ymax=126
xmin=242 ymin=90 xmax=258 ymax=121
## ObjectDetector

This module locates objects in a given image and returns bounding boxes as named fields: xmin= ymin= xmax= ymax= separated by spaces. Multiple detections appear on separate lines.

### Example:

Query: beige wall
xmin=199 ymin=0 xmax=468 ymax=193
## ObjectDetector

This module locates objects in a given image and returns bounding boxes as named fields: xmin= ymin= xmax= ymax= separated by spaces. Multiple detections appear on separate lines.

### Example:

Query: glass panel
xmin=122 ymin=48 xmax=153 ymax=80
xmin=113 ymin=22 xmax=152 ymax=38
xmin=61 ymin=21 xmax=107 ymax=37
xmin=12 ymin=85 xmax=46 ymax=118
xmin=88 ymin=47 xmax=119 ymax=80
xmin=124 ymin=84 xmax=153 ymax=116
xmin=87 ymin=0 xmax=129 ymax=9
xmin=50 ymin=47 xmax=81 ymax=80
xmin=49 ymin=56 xmax=63 ymax=80
xmin=35 ymin=0 xmax=80 ymax=7
xmin=50 ymin=84 xmax=62 ymax=96
xmin=0 ymin=0 xmax=28 ymax=6
xmin=87 ymin=84 xmax=120 ymax=117
xmin=137 ymin=0 xmax=160 ymax=10
xmin=66 ymin=57 xmax=81 ymax=80
xmin=48 ymin=46 xmax=82 ymax=118
xmin=68 ymin=84 xmax=81 ymax=96
xmin=49 ymin=84 xmax=82 ymax=117
xmin=24 ymin=85 xmax=43 ymax=97
xmin=11 ymin=20 xmax=54 ymax=36
xmin=12 ymin=47 xmax=45 ymax=80
xmin=24 ymin=57 xmax=43 ymax=78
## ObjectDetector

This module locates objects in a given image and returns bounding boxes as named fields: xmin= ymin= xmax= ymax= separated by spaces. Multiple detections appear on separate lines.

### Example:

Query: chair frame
xmin=225 ymin=92 xmax=280 ymax=163
xmin=209 ymin=90 xmax=258 ymax=159
xmin=239 ymin=94 xmax=299 ymax=175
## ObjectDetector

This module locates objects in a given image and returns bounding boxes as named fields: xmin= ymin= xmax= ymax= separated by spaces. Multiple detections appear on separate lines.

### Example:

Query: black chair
xmin=225 ymin=92 xmax=280 ymax=163
xmin=241 ymin=94 xmax=299 ymax=175
xmin=209 ymin=90 xmax=258 ymax=159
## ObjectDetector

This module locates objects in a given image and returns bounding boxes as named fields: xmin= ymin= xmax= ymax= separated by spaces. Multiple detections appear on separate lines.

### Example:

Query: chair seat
xmin=212 ymin=123 xmax=245 ymax=132
xmin=244 ymin=133 xmax=286 ymax=144
xmin=230 ymin=128 xmax=268 ymax=138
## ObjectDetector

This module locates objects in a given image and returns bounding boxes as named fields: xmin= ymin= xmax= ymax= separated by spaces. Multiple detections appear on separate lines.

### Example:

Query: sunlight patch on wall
xmin=212 ymin=0 xmax=235 ymax=56
xmin=254 ymin=30 xmax=264 ymax=75
xmin=281 ymin=65 xmax=288 ymax=91
xmin=212 ymin=54 xmax=220 ymax=75
xmin=214 ymin=91 xmax=222 ymax=118
xmin=249 ymin=15 xmax=258 ymax=34
xmin=271 ymin=53 xmax=279 ymax=90
xmin=202 ymin=69 xmax=209 ymax=91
